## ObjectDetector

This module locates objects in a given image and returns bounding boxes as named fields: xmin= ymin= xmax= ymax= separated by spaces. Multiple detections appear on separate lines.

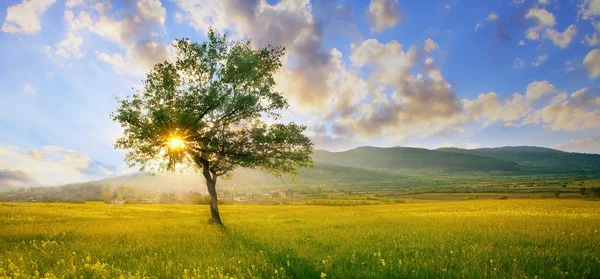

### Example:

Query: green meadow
xmin=1 ymin=200 xmax=599 ymax=279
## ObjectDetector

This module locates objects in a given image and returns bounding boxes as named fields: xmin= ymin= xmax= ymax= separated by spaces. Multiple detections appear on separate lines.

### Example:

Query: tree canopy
xmin=111 ymin=29 xmax=313 ymax=223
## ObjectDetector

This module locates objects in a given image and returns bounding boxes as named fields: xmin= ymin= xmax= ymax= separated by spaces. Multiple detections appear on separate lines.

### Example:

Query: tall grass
xmin=1 ymin=200 xmax=599 ymax=278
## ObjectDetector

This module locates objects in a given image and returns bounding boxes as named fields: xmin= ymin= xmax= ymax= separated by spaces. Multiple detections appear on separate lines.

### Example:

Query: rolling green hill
xmin=312 ymin=146 xmax=519 ymax=172
xmin=436 ymin=146 xmax=600 ymax=173
xmin=2 ymin=145 xmax=600 ymax=202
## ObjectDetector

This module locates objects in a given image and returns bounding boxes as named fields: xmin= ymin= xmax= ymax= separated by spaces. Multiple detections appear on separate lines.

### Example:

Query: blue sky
xmin=1 ymin=0 xmax=600 ymax=186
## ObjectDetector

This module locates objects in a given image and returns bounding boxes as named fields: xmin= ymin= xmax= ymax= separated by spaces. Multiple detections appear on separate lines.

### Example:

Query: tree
xmin=111 ymin=30 xmax=313 ymax=225
xmin=554 ymin=191 xmax=561 ymax=199
xmin=590 ymin=187 xmax=600 ymax=197
xmin=579 ymin=187 xmax=587 ymax=196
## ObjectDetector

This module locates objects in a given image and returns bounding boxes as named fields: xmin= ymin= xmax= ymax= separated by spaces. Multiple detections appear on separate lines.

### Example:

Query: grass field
xmin=1 ymin=200 xmax=599 ymax=278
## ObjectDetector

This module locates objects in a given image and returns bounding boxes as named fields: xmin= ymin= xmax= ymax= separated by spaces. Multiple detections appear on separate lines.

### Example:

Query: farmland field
xmin=1 ymin=200 xmax=599 ymax=278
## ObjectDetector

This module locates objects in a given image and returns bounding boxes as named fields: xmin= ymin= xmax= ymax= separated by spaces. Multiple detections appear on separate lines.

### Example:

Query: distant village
xmin=0 ymin=183 xmax=308 ymax=205
xmin=108 ymin=187 xmax=297 ymax=205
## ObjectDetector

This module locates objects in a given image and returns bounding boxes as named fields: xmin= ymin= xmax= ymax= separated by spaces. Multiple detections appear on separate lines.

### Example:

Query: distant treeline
xmin=2 ymin=183 xmax=600 ymax=204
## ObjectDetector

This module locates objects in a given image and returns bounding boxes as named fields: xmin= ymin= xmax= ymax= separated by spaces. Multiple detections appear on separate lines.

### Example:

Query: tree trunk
xmin=202 ymin=166 xmax=222 ymax=225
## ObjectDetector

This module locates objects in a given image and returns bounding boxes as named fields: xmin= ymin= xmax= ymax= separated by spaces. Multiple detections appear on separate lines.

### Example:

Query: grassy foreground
xmin=1 ymin=200 xmax=599 ymax=278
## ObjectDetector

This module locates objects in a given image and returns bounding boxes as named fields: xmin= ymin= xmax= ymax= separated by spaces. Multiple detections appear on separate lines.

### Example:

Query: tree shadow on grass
xmin=222 ymin=228 xmax=322 ymax=278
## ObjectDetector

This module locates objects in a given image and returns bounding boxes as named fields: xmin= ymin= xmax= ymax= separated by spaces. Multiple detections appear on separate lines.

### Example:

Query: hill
xmin=2 ymin=145 xmax=600 ymax=202
xmin=436 ymin=146 xmax=600 ymax=173
xmin=312 ymin=146 xmax=519 ymax=172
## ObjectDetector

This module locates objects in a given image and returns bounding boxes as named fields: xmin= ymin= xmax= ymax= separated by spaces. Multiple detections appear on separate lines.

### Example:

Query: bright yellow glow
xmin=169 ymin=137 xmax=184 ymax=149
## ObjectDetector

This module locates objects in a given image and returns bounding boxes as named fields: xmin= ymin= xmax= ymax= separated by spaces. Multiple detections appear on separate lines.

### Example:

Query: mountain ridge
xmin=2 ymin=145 xmax=600 ymax=193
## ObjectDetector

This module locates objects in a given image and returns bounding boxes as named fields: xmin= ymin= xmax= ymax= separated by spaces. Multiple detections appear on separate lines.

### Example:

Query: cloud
xmin=524 ymin=80 xmax=555 ymax=100
xmin=25 ymin=150 xmax=45 ymax=159
xmin=544 ymin=24 xmax=577 ymax=49
xmin=136 ymin=0 xmax=166 ymax=25
xmin=54 ymin=32 xmax=84 ymax=59
xmin=584 ymin=33 xmax=600 ymax=46
xmin=532 ymin=54 xmax=548 ymax=67
xmin=307 ymin=123 xmax=362 ymax=152
xmin=63 ymin=0 xmax=169 ymax=76
xmin=486 ymin=12 xmax=499 ymax=21
xmin=525 ymin=7 xmax=576 ymax=49
xmin=23 ymin=84 xmax=34 ymax=94
xmin=1 ymin=0 xmax=56 ymax=34
xmin=0 ymin=169 xmax=36 ymax=187
xmin=65 ymin=0 xmax=84 ymax=8
xmin=512 ymin=57 xmax=524 ymax=68
xmin=463 ymin=92 xmax=529 ymax=126
xmin=521 ymin=87 xmax=600 ymax=131
xmin=0 ymin=145 xmax=116 ymax=186
xmin=584 ymin=48 xmax=600 ymax=78
xmin=174 ymin=0 xmax=352 ymax=116
xmin=525 ymin=7 xmax=556 ymax=30
xmin=367 ymin=0 xmax=401 ymax=32
xmin=333 ymin=38 xmax=461 ymax=139
xmin=555 ymin=136 xmax=600 ymax=154
xmin=464 ymin=82 xmax=599 ymax=132
xmin=580 ymin=0 xmax=600 ymax=20
xmin=424 ymin=38 xmax=438 ymax=52
xmin=97 ymin=40 xmax=171 ymax=77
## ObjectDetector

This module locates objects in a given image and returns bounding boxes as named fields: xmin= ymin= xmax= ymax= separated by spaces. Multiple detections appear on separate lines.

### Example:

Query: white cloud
xmin=65 ymin=0 xmax=84 ymax=8
xmin=424 ymin=38 xmax=438 ymax=53
xmin=486 ymin=12 xmax=499 ymax=21
xmin=23 ymin=84 xmax=34 ymax=94
xmin=521 ymin=87 xmax=600 ymax=131
xmin=97 ymin=40 xmax=171 ymax=77
xmin=333 ymin=38 xmax=461 ymax=139
xmin=136 ymin=0 xmax=166 ymax=25
xmin=556 ymin=136 xmax=600 ymax=154
xmin=550 ymin=92 xmax=568 ymax=105
xmin=54 ymin=32 xmax=84 ymax=59
xmin=580 ymin=0 xmax=600 ymax=20
xmin=62 ymin=0 xmax=170 ymax=77
xmin=545 ymin=24 xmax=577 ymax=49
xmin=368 ymin=0 xmax=401 ymax=32
xmin=519 ymin=40 xmax=525 ymax=45
xmin=463 ymin=92 xmax=529 ymax=126
xmin=1 ymin=0 xmax=56 ymax=34
xmin=584 ymin=33 xmax=600 ymax=46
xmin=525 ymin=8 xmax=576 ymax=48
xmin=174 ymin=0 xmax=349 ymax=115
xmin=174 ymin=12 xmax=183 ymax=23
xmin=525 ymin=80 xmax=555 ymax=100
xmin=526 ymin=7 xmax=556 ymax=28
xmin=464 ymin=81 xmax=600 ymax=132
xmin=584 ymin=48 xmax=600 ymax=78
xmin=0 ymin=145 xmax=114 ymax=186
xmin=63 ymin=10 xmax=93 ymax=31
xmin=512 ymin=57 xmax=524 ymax=68
xmin=532 ymin=54 xmax=548 ymax=67
xmin=539 ymin=0 xmax=549 ymax=5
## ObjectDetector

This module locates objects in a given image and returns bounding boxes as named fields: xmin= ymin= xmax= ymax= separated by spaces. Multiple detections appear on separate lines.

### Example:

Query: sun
xmin=169 ymin=137 xmax=185 ymax=150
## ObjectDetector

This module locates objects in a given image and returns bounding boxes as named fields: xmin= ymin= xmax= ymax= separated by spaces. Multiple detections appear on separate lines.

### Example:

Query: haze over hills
xmin=1 ymin=146 xmax=600 ymax=199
